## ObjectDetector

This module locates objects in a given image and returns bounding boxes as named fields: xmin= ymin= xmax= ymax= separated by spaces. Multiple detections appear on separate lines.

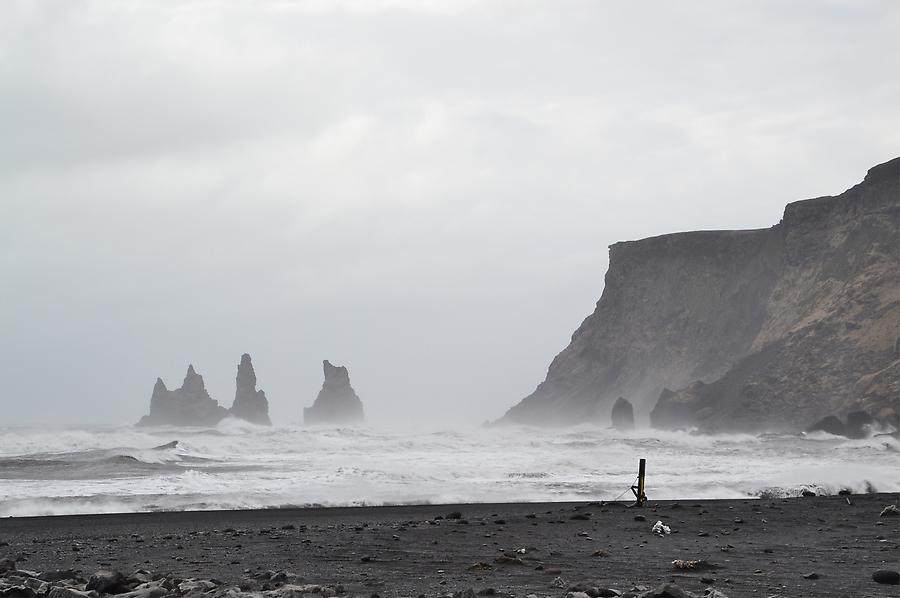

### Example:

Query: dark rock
xmin=466 ymin=563 xmax=493 ymax=572
xmin=807 ymin=416 xmax=846 ymax=437
xmin=845 ymin=410 xmax=875 ymax=438
xmin=635 ymin=583 xmax=693 ymax=598
xmin=137 ymin=366 xmax=229 ymax=427
xmin=802 ymin=572 xmax=820 ymax=580
xmin=611 ymin=397 xmax=635 ymax=431
xmin=493 ymin=555 xmax=525 ymax=566
xmin=230 ymin=353 xmax=271 ymax=425
xmin=446 ymin=512 xmax=463 ymax=520
xmin=86 ymin=570 xmax=131 ymax=594
xmin=872 ymin=570 xmax=900 ymax=585
xmin=570 ymin=513 xmax=590 ymax=521
xmin=303 ymin=361 xmax=365 ymax=425
xmin=0 ymin=560 xmax=15 ymax=574
xmin=37 ymin=571 xmax=80 ymax=583
xmin=880 ymin=504 xmax=900 ymax=517
xmin=0 ymin=588 xmax=36 ymax=598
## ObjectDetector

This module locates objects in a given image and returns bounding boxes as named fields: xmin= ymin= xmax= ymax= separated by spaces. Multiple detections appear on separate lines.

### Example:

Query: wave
xmin=2 ymin=423 xmax=899 ymax=517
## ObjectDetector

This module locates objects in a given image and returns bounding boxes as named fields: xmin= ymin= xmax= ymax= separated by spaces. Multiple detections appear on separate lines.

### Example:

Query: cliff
xmin=304 ymin=360 xmax=365 ymax=425
xmin=229 ymin=353 xmax=271 ymax=425
xmin=137 ymin=365 xmax=229 ymax=427
xmin=500 ymin=156 xmax=900 ymax=432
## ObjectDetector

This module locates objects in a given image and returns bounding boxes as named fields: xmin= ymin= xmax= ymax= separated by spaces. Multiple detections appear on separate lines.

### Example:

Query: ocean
xmin=1 ymin=420 xmax=897 ymax=517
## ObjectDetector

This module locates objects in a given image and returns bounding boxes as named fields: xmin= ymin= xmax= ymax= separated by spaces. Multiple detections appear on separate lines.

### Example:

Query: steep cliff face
xmin=137 ymin=365 xmax=229 ymax=427
xmin=303 ymin=360 xmax=365 ymax=425
xmin=501 ymin=156 xmax=900 ymax=431
xmin=229 ymin=353 xmax=271 ymax=425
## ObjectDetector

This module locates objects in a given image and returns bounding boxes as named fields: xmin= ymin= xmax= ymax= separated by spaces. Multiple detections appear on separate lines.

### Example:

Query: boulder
xmin=610 ymin=397 xmax=635 ymax=430
xmin=807 ymin=415 xmax=846 ymax=436
xmin=137 ymin=365 xmax=229 ymax=427
xmin=303 ymin=361 xmax=364 ymax=425
xmin=229 ymin=353 xmax=271 ymax=425
xmin=845 ymin=410 xmax=875 ymax=438
xmin=873 ymin=570 xmax=900 ymax=585
xmin=649 ymin=383 xmax=707 ymax=430
xmin=86 ymin=570 xmax=130 ymax=595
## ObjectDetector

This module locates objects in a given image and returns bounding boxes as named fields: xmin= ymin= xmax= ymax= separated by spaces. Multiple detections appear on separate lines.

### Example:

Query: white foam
xmin=1 ymin=423 xmax=898 ymax=516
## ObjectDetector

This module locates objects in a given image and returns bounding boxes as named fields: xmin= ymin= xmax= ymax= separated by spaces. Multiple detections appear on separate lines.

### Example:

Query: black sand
xmin=2 ymin=495 xmax=899 ymax=597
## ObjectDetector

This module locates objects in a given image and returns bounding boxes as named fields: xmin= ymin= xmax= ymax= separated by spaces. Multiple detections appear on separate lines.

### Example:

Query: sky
xmin=2 ymin=0 xmax=899 ymax=426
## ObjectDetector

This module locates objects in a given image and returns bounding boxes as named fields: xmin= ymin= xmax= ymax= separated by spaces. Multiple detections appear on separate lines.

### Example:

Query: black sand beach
xmin=2 ymin=495 xmax=899 ymax=597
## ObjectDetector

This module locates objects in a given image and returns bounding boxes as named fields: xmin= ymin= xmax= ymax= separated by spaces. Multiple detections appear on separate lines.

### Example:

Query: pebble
xmin=872 ymin=570 xmax=900 ymax=585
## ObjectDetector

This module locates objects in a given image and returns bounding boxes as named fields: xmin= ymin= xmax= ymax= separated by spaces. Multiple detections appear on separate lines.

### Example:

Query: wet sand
xmin=1 ymin=494 xmax=899 ymax=597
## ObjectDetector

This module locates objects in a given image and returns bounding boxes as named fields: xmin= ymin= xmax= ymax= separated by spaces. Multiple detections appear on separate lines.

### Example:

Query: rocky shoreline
xmin=2 ymin=496 xmax=899 ymax=598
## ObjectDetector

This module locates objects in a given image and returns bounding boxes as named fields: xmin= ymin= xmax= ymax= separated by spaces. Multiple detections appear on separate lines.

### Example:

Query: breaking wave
xmin=1 ymin=422 xmax=898 ymax=517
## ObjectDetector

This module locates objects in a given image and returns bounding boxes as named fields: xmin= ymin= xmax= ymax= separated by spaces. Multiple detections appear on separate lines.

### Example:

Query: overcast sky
xmin=2 ymin=0 xmax=899 ymax=426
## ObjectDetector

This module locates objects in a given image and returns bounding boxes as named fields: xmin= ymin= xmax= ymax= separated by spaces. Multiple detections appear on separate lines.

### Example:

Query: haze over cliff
xmin=500 ymin=156 xmax=900 ymax=432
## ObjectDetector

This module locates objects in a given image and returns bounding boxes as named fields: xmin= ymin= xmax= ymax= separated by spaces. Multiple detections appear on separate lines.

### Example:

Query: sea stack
xmin=137 ymin=365 xmax=229 ymax=427
xmin=304 ymin=360 xmax=365 ymax=425
xmin=229 ymin=353 xmax=271 ymax=425
xmin=610 ymin=397 xmax=635 ymax=430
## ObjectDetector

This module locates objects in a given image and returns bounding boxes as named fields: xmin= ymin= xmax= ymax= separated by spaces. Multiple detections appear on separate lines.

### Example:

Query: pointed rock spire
xmin=230 ymin=353 xmax=271 ymax=425
xmin=303 ymin=360 xmax=365 ymax=425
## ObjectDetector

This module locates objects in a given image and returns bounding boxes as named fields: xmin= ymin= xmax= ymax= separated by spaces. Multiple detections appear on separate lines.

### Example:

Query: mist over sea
xmin=1 ymin=420 xmax=897 ymax=517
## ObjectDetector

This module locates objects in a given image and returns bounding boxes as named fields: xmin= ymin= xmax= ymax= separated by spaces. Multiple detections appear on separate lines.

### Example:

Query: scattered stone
xmin=880 ymin=505 xmax=900 ymax=517
xmin=671 ymin=560 xmax=717 ymax=571
xmin=37 ymin=571 xmax=80 ymax=583
xmin=570 ymin=513 xmax=591 ymax=521
xmin=635 ymin=583 xmax=693 ymax=598
xmin=493 ymin=555 xmax=525 ymax=566
xmin=872 ymin=570 xmax=900 ymax=585
xmin=802 ymin=572 xmax=820 ymax=580
xmin=47 ymin=588 xmax=91 ymax=598
xmin=86 ymin=571 xmax=130 ymax=595
xmin=465 ymin=563 xmax=493 ymax=572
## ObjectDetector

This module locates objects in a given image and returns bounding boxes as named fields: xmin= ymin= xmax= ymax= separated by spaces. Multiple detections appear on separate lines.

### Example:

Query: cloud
xmin=1 ymin=0 xmax=898 ymax=424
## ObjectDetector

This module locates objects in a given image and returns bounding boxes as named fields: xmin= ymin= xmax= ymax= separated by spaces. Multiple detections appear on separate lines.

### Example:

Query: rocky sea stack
xmin=229 ymin=353 xmax=271 ymax=425
xmin=500 ymin=156 xmax=900 ymax=433
xmin=610 ymin=397 xmax=635 ymax=431
xmin=304 ymin=360 xmax=365 ymax=425
xmin=137 ymin=365 xmax=229 ymax=427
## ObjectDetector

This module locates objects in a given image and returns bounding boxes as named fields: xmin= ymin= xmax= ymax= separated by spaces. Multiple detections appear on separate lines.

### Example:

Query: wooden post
xmin=637 ymin=458 xmax=646 ymax=507
xmin=631 ymin=458 xmax=647 ymax=507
